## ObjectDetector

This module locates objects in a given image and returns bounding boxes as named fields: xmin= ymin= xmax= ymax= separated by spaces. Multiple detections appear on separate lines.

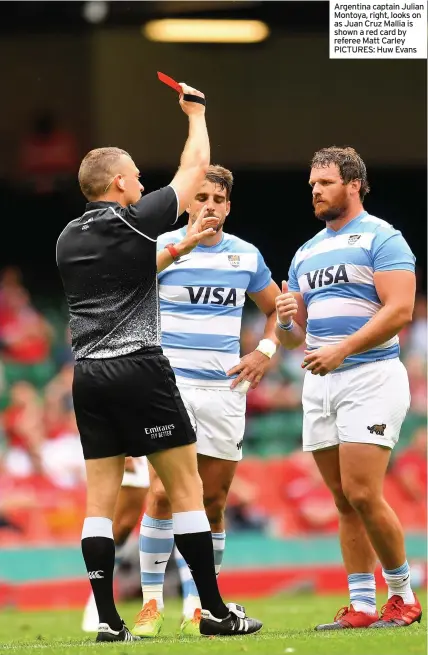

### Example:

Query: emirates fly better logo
xmin=145 ymin=424 xmax=175 ymax=439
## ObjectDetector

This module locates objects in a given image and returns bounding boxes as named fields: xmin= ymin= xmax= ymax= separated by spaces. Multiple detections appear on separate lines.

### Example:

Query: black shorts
xmin=72 ymin=347 xmax=196 ymax=460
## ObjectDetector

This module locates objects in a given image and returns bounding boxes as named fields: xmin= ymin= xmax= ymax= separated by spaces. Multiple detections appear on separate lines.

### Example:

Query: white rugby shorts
xmin=178 ymin=384 xmax=247 ymax=461
xmin=121 ymin=456 xmax=150 ymax=488
xmin=302 ymin=358 xmax=410 ymax=451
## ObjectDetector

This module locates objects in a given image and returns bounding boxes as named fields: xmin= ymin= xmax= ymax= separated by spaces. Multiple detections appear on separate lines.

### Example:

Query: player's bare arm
xmin=275 ymin=280 xmax=307 ymax=349
xmin=156 ymin=207 xmax=218 ymax=273
xmin=227 ymin=279 xmax=281 ymax=390
xmin=303 ymin=270 xmax=415 ymax=376
xmin=169 ymin=83 xmax=210 ymax=215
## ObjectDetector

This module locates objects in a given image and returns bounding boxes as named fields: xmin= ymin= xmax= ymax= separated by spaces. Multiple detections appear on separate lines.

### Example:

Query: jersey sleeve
xmin=125 ymin=186 xmax=179 ymax=240
xmin=287 ymin=254 xmax=300 ymax=292
xmin=247 ymin=250 xmax=272 ymax=293
xmin=372 ymin=230 xmax=416 ymax=272
xmin=157 ymin=230 xmax=181 ymax=252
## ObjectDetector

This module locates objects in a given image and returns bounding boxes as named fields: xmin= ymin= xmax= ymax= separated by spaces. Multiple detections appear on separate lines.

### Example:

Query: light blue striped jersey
xmin=288 ymin=211 xmax=415 ymax=370
xmin=157 ymin=228 xmax=272 ymax=386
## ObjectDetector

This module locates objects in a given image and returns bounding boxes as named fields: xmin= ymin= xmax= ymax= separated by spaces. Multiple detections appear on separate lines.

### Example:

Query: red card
xmin=157 ymin=71 xmax=182 ymax=93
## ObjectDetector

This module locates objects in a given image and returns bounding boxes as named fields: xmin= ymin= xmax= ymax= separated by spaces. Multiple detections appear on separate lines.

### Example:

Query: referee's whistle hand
xmin=177 ymin=227 xmax=216 ymax=256
xmin=201 ymin=216 xmax=219 ymax=231
xmin=179 ymin=83 xmax=206 ymax=115
xmin=177 ymin=205 xmax=217 ymax=255
xmin=188 ymin=204 xmax=219 ymax=235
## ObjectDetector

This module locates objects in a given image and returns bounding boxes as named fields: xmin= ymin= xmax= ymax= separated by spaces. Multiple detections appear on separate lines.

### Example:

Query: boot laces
xmin=380 ymin=597 xmax=404 ymax=622
xmin=334 ymin=606 xmax=351 ymax=622
xmin=135 ymin=600 xmax=159 ymax=624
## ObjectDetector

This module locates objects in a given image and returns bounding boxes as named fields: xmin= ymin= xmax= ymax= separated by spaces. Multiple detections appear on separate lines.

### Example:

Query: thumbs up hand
xmin=275 ymin=280 xmax=298 ymax=326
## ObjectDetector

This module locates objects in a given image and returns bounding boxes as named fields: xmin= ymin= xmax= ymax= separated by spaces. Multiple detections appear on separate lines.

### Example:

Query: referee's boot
xmin=96 ymin=620 xmax=140 ymax=642
xmin=200 ymin=603 xmax=262 ymax=636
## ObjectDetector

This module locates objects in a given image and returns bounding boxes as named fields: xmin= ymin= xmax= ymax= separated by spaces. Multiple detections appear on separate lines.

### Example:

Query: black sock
xmin=81 ymin=536 xmax=122 ymax=631
xmin=174 ymin=531 xmax=228 ymax=619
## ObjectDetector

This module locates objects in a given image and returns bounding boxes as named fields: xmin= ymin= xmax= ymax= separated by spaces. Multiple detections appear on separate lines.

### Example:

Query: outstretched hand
xmin=177 ymin=206 xmax=219 ymax=256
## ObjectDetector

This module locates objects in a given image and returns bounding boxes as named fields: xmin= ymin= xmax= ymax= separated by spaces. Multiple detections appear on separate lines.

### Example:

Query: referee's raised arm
xmin=125 ymin=82 xmax=210 ymax=240
xmin=170 ymin=82 xmax=210 ymax=215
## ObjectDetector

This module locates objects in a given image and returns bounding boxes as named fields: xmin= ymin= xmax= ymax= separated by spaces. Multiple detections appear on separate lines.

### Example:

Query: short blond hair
xmin=206 ymin=165 xmax=234 ymax=200
xmin=78 ymin=147 xmax=131 ymax=201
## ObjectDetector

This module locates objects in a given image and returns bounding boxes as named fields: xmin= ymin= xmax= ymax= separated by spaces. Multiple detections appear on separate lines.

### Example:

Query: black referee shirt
xmin=56 ymin=185 xmax=179 ymax=360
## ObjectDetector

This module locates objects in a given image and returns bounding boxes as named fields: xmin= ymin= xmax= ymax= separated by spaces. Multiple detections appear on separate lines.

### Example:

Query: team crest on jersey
xmin=228 ymin=254 xmax=240 ymax=268
xmin=348 ymin=234 xmax=361 ymax=245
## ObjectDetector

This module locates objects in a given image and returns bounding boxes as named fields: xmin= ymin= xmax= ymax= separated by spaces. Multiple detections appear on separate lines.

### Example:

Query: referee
xmin=56 ymin=82 xmax=261 ymax=642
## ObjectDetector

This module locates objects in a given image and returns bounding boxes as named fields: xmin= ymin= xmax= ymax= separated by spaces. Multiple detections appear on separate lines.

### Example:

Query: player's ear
xmin=226 ymin=200 xmax=231 ymax=216
xmin=351 ymin=179 xmax=361 ymax=195
xmin=117 ymin=175 xmax=125 ymax=190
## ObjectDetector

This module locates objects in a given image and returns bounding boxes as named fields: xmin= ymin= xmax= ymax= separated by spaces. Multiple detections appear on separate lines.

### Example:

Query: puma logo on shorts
xmin=367 ymin=423 xmax=387 ymax=436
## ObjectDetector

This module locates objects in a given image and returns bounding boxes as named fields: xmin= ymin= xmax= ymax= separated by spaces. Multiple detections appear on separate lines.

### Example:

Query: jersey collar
xmin=325 ymin=210 xmax=368 ymax=236
xmin=85 ymin=200 xmax=122 ymax=212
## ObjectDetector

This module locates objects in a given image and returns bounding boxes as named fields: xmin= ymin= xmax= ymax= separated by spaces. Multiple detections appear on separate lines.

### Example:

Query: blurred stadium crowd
xmin=0 ymin=259 xmax=426 ymax=544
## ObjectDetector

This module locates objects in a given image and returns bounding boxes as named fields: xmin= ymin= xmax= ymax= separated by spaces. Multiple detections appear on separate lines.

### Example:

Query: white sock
xmin=139 ymin=514 xmax=174 ymax=610
xmin=82 ymin=516 xmax=113 ymax=539
xmin=382 ymin=561 xmax=415 ymax=604
xmin=348 ymin=573 xmax=377 ymax=614
xmin=212 ymin=532 xmax=226 ymax=576
xmin=172 ymin=510 xmax=210 ymax=534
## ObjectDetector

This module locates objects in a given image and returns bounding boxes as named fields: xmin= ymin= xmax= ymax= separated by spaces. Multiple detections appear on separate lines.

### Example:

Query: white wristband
xmin=255 ymin=338 xmax=277 ymax=359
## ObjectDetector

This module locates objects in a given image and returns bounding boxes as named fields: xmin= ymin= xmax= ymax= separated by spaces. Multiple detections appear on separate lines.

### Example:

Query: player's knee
xmin=113 ymin=514 xmax=136 ymax=546
xmin=330 ymin=484 xmax=353 ymax=514
xmin=174 ymin=471 xmax=204 ymax=504
xmin=334 ymin=495 xmax=354 ymax=515
xmin=170 ymin=473 xmax=204 ymax=513
xmin=343 ymin=485 xmax=373 ymax=514
xmin=149 ymin=486 xmax=171 ymax=515
xmin=203 ymin=494 xmax=225 ymax=526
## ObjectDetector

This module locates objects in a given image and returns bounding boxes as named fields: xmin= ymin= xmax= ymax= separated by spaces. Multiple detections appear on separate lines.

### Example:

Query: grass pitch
xmin=0 ymin=592 xmax=425 ymax=655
